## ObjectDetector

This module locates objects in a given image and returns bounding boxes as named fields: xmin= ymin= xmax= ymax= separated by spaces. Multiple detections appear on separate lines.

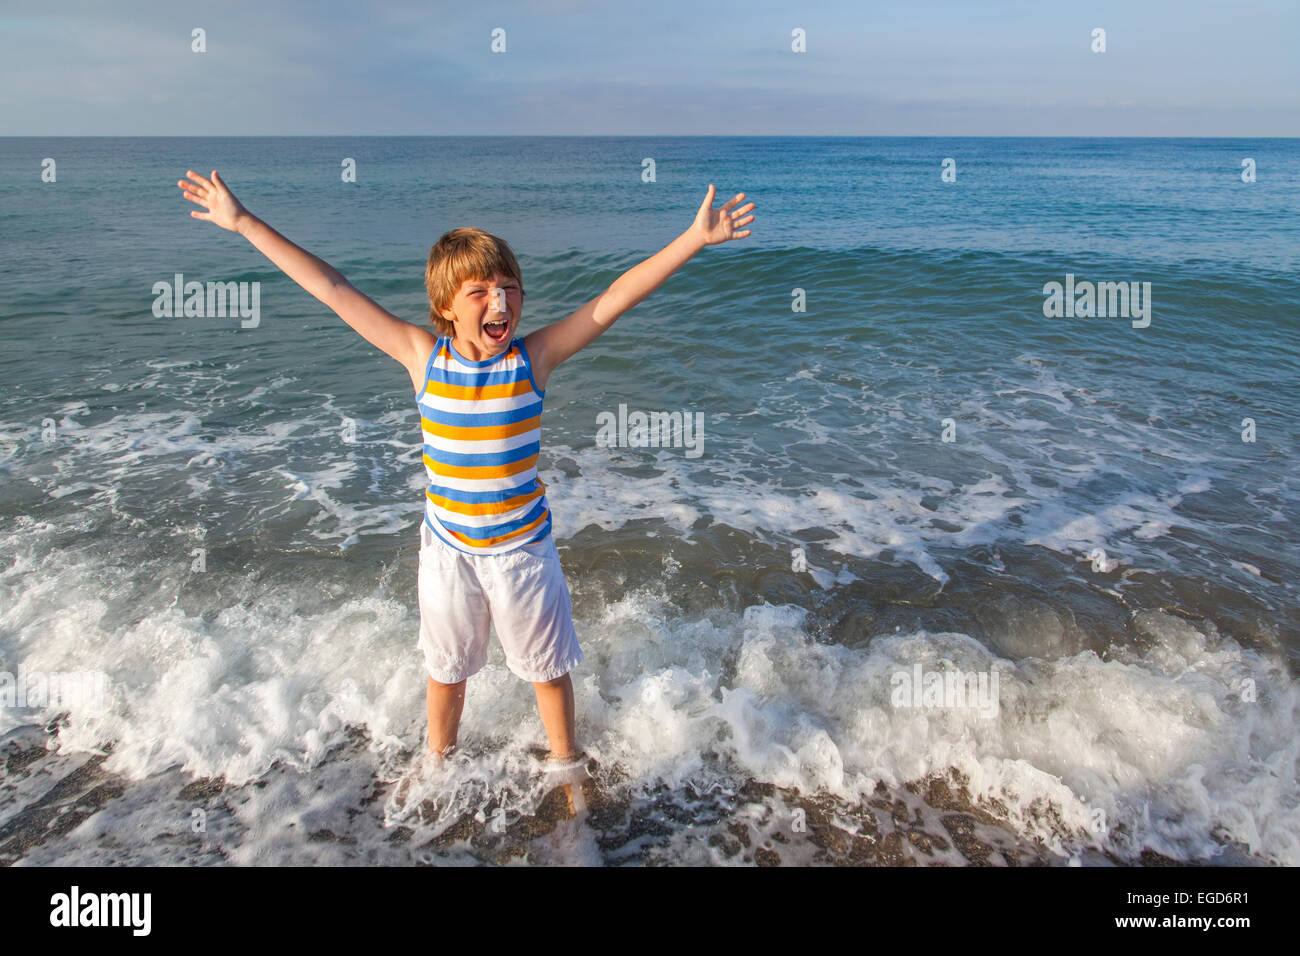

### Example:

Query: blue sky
xmin=1 ymin=0 xmax=1296 ymax=135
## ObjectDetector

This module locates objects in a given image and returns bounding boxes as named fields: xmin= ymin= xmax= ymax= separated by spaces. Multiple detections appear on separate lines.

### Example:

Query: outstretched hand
xmin=692 ymin=184 xmax=755 ymax=245
xmin=177 ymin=169 xmax=247 ymax=232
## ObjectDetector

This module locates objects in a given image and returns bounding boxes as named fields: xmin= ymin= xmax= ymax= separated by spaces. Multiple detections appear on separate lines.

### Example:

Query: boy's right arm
xmin=179 ymin=170 xmax=435 ymax=390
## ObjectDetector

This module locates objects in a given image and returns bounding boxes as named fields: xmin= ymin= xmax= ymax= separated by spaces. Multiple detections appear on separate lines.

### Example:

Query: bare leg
xmin=427 ymin=677 xmax=466 ymax=757
xmin=532 ymin=673 xmax=578 ymax=759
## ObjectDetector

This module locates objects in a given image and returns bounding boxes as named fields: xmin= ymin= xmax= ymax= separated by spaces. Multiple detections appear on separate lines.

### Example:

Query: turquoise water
xmin=1 ymin=137 xmax=1297 ymax=865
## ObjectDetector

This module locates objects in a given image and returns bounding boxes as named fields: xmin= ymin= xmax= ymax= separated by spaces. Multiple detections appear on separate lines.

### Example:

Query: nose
xmin=488 ymin=288 xmax=510 ymax=314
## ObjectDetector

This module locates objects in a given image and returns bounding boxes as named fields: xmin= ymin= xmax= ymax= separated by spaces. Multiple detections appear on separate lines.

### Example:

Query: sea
xmin=1 ymin=136 xmax=1296 ymax=865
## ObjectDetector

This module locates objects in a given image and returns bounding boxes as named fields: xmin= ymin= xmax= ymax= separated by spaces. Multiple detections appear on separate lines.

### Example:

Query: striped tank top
xmin=414 ymin=335 xmax=552 ymax=555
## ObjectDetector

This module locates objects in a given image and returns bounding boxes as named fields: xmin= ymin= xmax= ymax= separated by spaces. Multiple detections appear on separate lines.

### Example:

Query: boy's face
xmin=441 ymin=272 xmax=523 ymax=360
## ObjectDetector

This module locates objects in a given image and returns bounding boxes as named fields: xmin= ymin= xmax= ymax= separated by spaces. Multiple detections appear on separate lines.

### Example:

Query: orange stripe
xmin=446 ymin=509 xmax=549 ymax=548
xmin=421 ymin=416 xmax=539 ymax=441
xmin=422 ymin=379 xmax=536 ymax=401
xmin=438 ymin=345 xmax=518 ymax=365
xmin=426 ymin=486 xmax=544 ymax=517
xmin=423 ymin=453 xmax=538 ymax=480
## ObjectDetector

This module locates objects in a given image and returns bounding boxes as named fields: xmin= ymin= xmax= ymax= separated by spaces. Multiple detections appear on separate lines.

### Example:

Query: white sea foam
xmin=2 ymin=524 xmax=1295 ymax=864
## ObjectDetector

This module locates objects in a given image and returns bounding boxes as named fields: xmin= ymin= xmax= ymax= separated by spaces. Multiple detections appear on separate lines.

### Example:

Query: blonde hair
xmin=424 ymin=227 xmax=526 ymax=336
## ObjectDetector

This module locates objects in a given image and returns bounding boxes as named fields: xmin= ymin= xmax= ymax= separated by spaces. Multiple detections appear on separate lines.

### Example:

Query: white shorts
xmin=417 ymin=521 xmax=583 ymax=684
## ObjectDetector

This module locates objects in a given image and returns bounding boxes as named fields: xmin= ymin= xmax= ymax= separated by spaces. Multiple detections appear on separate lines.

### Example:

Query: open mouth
xmin=484 ymin=319 xmax=509 ymax=342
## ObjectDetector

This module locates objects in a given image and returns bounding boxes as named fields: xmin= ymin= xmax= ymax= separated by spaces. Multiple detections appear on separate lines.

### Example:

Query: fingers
xmin=178 ymin=179 xmax=209 ymax=210
xmin=705 ymin=185 xmax=755 ymax=215
xmin=177 ymin=169 xmax=229 ymax=214
xmin=721 ymin=191 xmax=745 ymax=211
xmin=179 ymin=171 xmax=216 ymax=222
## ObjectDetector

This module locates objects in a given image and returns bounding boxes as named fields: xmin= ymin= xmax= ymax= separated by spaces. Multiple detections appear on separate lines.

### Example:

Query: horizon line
xmin=3 ymin=134 xmax=1298 ymax=140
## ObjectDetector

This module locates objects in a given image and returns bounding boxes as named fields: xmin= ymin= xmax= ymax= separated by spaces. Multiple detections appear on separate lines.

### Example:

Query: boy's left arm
xmin=525 ymin=184 xmax=754 ymax=389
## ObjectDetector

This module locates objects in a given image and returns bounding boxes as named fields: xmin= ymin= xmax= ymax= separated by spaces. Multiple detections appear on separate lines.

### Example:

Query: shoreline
xmin=0 ymin=721 xmax=1263 ymax=867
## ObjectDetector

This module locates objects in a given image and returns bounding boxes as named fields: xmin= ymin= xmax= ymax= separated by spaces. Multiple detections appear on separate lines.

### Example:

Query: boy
xmin=177 ymin=168 xmax=755 ymax=765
